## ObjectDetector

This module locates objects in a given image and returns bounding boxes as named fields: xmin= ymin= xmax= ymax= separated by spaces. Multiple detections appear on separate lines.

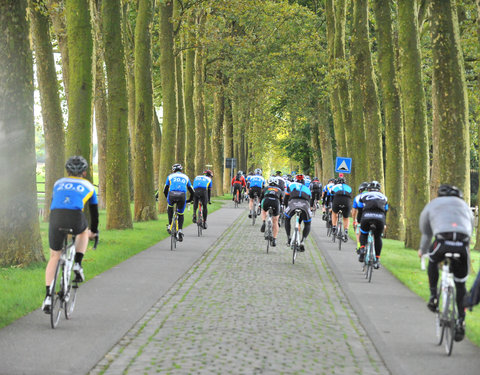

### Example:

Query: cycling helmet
xmin=172 ymin=163 xmax=183 ymax=172
xmin=286 ymin=174 xmax=293 ymax=182
xmin=255 ymin=168 xmax=262 ymax=176
xmin=337 ymin=177 xmax=345 ymax=184
xmin=328 ymin=178 xmax=335 ymax=184
xmin=437 ymin=184 xmax=463 ymax=199
xmin=358 ymin=181 xmax=369 ymax=193
xmin=369 ymin=180 xmax=381 ymax=191
xmin=65 ymin=155 xmax=88 ymax=175
xmin=275 ymin=170 xmax=282 ymax=176
xmin=295 ymin=174 xmax=305 ymax=183
xmin=238 ymin=170 xmax=244 ymax=176
xmin=268 ymin=176 xmax=278 ymax=186
xmin=313 ymin=177 xmax=319 ymax=181
xmin=248 ymin=171 xmax=253 ymax=176
xmin=204 ymin=169 xmax=213 ymax=177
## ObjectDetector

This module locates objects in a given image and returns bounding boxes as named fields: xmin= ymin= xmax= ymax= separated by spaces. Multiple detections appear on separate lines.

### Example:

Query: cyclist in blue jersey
xmin=248 ymin=168 xmax=266 ymax=218
xmin=42 ymin=156 xmax=99 ymax=313
xmin=284 ymin=174 xmax=312 ymax=251
xmin=331 ymin=177 xmax=353 ymax=241
xmin=322 ymin=178 xmax=336 ymax=220
xmin=192 ymin=169 xmax=213 ymax=229
xmin=351 ymin=181 xmax=369 ymax=252
xmin=163 ymin=163 xmax=195 ymax=241
xmin=357 ymin=181 xmax=388 ymax=268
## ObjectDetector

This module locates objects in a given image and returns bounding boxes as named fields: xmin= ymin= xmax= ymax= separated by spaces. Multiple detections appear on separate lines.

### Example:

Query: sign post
xmin=225 ymin=158 xmax=237 ymax=186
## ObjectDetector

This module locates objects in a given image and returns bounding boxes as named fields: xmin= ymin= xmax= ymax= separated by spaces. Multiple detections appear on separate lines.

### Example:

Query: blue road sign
xmin=335 ymin=157 xmax=352 ymax=174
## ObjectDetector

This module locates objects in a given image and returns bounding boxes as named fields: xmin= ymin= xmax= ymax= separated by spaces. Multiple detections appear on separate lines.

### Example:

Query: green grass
xmin=349 ymin=225 xmax=480 ymax=347
xmin=0 ymin=197 xmax=227 ymax=329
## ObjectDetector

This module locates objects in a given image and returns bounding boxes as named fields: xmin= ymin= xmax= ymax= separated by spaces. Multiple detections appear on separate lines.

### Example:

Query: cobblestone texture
xmin=90 ymin=207 xmax=389 ymax=375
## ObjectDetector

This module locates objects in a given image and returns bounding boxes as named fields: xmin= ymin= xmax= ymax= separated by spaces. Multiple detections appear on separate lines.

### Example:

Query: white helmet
xmin=268 ymin=176 xmax=278 ymax=186
xmin=255 ymin=168 xmax=262 ymax=176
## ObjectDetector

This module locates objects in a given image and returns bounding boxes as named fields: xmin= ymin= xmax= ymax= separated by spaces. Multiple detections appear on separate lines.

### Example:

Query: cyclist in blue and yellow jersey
xmin=284 ymin=174 xmax=312 ymax=251
xmin=42 ymin=156 xmax=99 ymax=313
xmin=331 ymin=177 xmax=353 ymax=241
xmin=321 ymin=178 xmax=336 ymax=220
xmin=309 ymin=177 xmax=322 ymax=210
xmin=248 ymin=168 xmax=266 ymax=218
xmin=351 ymin=181 xmax=369 ymax=252
xmin=259 ymin=177 xmax=284 ymax=247
xmin=163 ymin=163 xmax=195 ymax=241
xmin=192 ymin=169 xmax=213 ymax=229
xmin=357 ymin=181 xmax=388 ymax=268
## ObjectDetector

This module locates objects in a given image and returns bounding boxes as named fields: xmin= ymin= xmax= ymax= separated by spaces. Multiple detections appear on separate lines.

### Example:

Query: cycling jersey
xmin=331 ymin=183 xmax=353 ymax=197
xmin=165 ymin=172 xmax=193 ymax=193
xmin=249 ymin=175 xmax=265 ymax=188
xmin=310 ymin=181 xmax=322 ymax=192
xmin=193 ymin=175 xmax=212 ymax=190
xmin=231 ymin=175 xmax=246 ymax=187
xmin=50 ymin=177 xmax=98 ymax=210
xmin=286 ymin=182 xmax=311 ymax=201
xmin=305 ymin=178 xmax=311 ymax=188
xmin=357 ymin=191 xmax=388 ymax=212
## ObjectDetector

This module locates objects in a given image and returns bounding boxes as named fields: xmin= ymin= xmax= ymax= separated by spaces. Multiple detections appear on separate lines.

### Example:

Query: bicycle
xmin=169 ymin=207 xmax=179 ymax=250
xmin=290 ymin=209 xmax=303 ymax=264
xmin=278 ymin=205 xmax=285 ymax=228
xmin=362 ymin=224 xmax=376 ymax=283
xmin=332 ymin=209 xmax=344 ymax=251
xmin=49 ymin=228 xmax=98 ymax=329
xmin=197 ymin=202 xmax=204 ymax=237
xmin=264 ymin=207 xmax=274 ymax=253
xmin=252 ymin=194 xmax=259 ymax=225
xmin=435 ymin=252 xmax=461 ymax=356
xmin=234 ymin=188 xmax=240 ymax=208
xmin=311 ymin=199 xmax=318 ymax=217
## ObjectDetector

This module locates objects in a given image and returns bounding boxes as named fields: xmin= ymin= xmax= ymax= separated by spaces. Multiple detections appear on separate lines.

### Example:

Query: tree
xmin=157 ymin=0 xmax=177 ymax=214
xmin=430 ymin=0 xmax=470 ymax=202
xmin=184 ymin=13 xmax=196 ymax=180
xmin=0 ymin=0 xmax=44 ymax=265
xmin=373 ymin=0 xmax=405 ymax=239
xmin=174 ymin=0 xmax=186 ymax=168
xmin=133 ymin=0 xmax=157 ymax=220
xmin=212 ymin=70 xmax=225 ymax=196
xmin=30 ymin=0 xmax=65 ymax=221
xmin=194 ymin=9 xmax=206 ymax=176
xmin=65 ymin=0 xmax=93 ymax=167
xmin=102 ymin=0 xmax=133 ymax=229
xmin=398 ymin=0 xmax=430 ymax=248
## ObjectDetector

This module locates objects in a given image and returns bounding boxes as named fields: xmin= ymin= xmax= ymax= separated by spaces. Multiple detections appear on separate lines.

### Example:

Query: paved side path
xmin=90 ymin=208 xmax=388 ymax=374
xmin=0 ymin=201 xmax=244 ymax=375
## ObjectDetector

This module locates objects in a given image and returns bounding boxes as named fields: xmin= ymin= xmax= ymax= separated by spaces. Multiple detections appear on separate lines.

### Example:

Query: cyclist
xmin=248 ymin=168 xmax=265 ymax=218
xmin=284 ymin=174 xmax=312 ymax=251
xmin=42 ymin=156 xmax=99 ymax=313
xmin=331 ymin=177 xmax=353 ymax=241
xmin=192 ymin=169 xmax=213 ymax=229
xmin=163 ymin=163 xmax=195 ymax=241
xmin=322 ymin=178 xmax=336 ymax=220
xmin=418 ymin=184 xmax=473 ymax=342
xmin=231 ymin=171 xmax=246 ymax=202
xmin=357 ymin=181 xmax=388 ymax=268
xmin=351 ymin=181 xmax=369 ymax=252
xmin=304 ymin=175 xmax=311 ymax=188
xmin=275 ymin=170 xmax=286 ymax=192
xmin=310 ymin=177 xmax=322 ymax=210
xmin=259 ymin=176 xmax=284 ymax=247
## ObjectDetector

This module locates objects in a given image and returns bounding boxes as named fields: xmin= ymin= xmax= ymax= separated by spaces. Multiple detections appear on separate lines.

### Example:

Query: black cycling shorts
xmin=248 ymin=186 xmax=262 ymax=199
xmin=284 ymin=198 xmax=312 ymax=222
xmin=49 ymin=209 xmax=88 ymax=251
xmin=261 ymin=196 xmax=280 ymax=216
xmin=332 ymin=195 xmax=351 ymax=218
xmin=429 ymin=233 xmax=469 ymax=283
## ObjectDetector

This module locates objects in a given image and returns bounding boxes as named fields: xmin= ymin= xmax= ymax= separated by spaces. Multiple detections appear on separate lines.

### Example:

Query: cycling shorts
xmin=332 ymin=195 xmax=351 ymax=217
xmin=167 ymin=191 xmax=187 ymax=213
xmin=248 ymin=186 xmax=262 ymax=199
xmin=49 ymin=209 xmax=88 ymax=251
xmin=261 ymin=197 xmax=280 ymax=216
xmin=284 ymin=198 xmax=312 ymax=222
xmin=429 ymin=233 xmax=470 ymax=283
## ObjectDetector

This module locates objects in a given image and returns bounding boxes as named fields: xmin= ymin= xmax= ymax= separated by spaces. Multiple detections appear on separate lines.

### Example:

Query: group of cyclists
xmin=42 ymin=155 xmax=480 ymax=345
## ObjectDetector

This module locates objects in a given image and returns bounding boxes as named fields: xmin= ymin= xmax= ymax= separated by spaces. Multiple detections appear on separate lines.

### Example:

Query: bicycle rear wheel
xmin=64 ymin=267 xmax=78 ymax=319
xmin=292 ymin=229 xmax=299 ymax=264
xmin=50 ymin=260 xmax=64 ymax=328
xmin=170 ymin=216 xmax=177 ymax=250
xmin=443 ymin=287 xmax=456 ymax=355
xmin=338 ymin=221 xmax=343 ymax=251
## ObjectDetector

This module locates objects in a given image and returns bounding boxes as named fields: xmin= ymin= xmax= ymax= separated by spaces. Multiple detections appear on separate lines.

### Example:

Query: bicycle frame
xmin=291 ymin=209 xmax=302 ymax=264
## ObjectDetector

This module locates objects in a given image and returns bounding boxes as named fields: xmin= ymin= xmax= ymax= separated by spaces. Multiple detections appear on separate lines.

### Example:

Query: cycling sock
xmin=46 ymin=285 xmax=51 ymax=297
xmin=74 ymin=252 xmax=84 ymax=265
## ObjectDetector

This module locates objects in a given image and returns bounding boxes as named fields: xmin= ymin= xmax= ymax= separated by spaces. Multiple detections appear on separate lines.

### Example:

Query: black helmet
xmin=65 ymin=155 xmax=88 ymax=175
xmin=328 ymin=178 xmax=335 ymax=184
xmin=437 ymin=184 xmax=463 ymax=199
xmin=204 ymin=169 xmax=213 ymax=177
xmin=275 ymin=170 xmax=282 ymax=176
xmin=358 ymin=181 xmax=369 ymax=193
xmin=369 ymin=180 xmax=381 ymax=191
xmin=337 ymin=177 xmax=345 ymax=184
xmin=172 ymin=163 xmax=183 ymax=172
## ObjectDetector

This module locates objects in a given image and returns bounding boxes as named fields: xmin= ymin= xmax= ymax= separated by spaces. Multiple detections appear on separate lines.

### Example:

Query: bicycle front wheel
xmin=50 ymin=260 xmax=64 ymax=328
xmin=443 ymin=286 xmax=456 ymax=356
xmin=435 ymin=289 xmax=445 ymax=345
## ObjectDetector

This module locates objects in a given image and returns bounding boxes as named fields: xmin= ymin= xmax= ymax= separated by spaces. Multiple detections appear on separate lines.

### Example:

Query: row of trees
xmin=0 ymin=0 xmax=479 ymax=266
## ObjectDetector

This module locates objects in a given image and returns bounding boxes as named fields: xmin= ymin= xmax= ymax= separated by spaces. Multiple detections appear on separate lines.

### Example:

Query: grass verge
xmin=0 ymin=197 xmax=227 ymax=329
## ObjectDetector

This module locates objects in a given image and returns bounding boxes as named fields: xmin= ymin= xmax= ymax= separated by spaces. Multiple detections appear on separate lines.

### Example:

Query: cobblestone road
xmin=91 ymin=208 xmax=389 ymax=375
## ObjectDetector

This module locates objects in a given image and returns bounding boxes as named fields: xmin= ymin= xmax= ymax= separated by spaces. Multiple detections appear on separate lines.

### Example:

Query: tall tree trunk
xmin=0 ymin=0 xmax=44 ymax=265
xmin=356 ymin=0 xmax=384 ymax=186
xmin=431 ymin=0 xmax=470 ymax=202
xmin=398 ymin=0 xmax=430 ymax=249
xmin=173 ymin=0 xmax=185 ymax=168
xmin=157 ymin=0 xmax=176 ymax=214
xmin=184 ymin=15 xmax=196 ymax=180
xmin=102 ymin=0 xmax=133 ymax=229
xmin=310 ymin=105 xmax=322 ymax=179
xmin=91 ymin=0 xmax=108 ymax=210
xmin=212 ymin=70 xmax=225 ymax=196
xmin=317 ymin=99 xmax=334 ymax=182
xmin=223 ymin=97 xmax=234 ymax=192
xmin=65 ymin=0 xmax=93 ymax=172
xmin=30 ymin=0 xmax=65 ymax=221
xmin=326 ymin=0 xmax=345 ymax=156
xmin=133 ymin=0 xmax=157 ymax=220
xmin=194 ymin=10 xmax=206 ymax=177
xmin=152 ymin=110 xmax=162 ymax=188
xmin=373 ymin=0 xmax=405 ymax=240
xmin=46 ymin=0 xmax=69 ymax=103
xmin=475 ymin=0 xmax=480 ymax=250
